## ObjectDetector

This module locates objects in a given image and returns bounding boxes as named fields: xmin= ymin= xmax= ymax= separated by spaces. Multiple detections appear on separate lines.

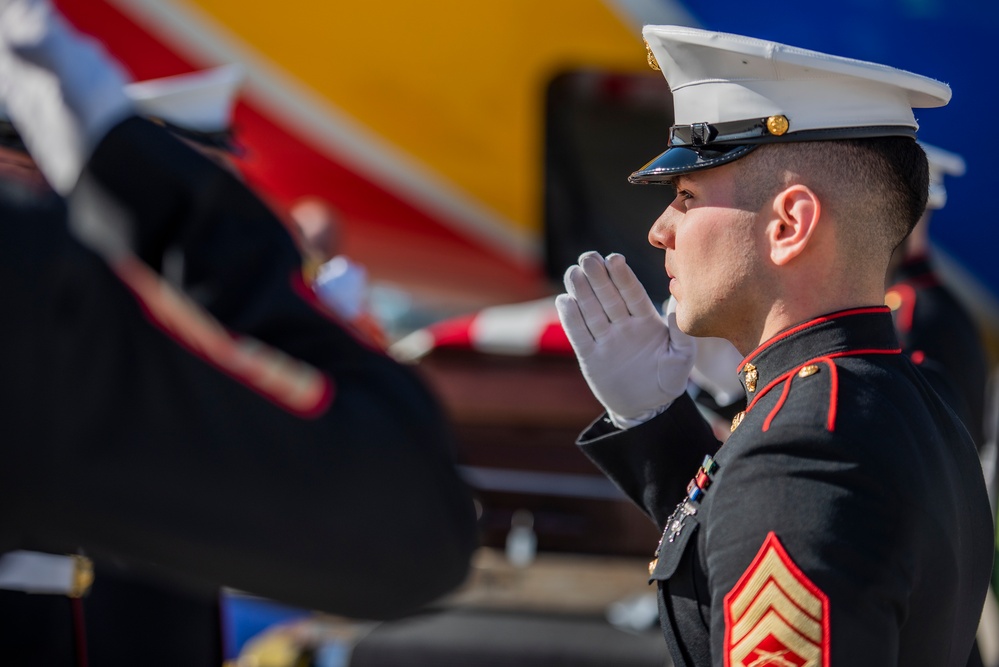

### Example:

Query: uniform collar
xmin=737 ymin=307 xmax=900 ymax=403
xmin=892 ymin=253 xmax=935 ymax=283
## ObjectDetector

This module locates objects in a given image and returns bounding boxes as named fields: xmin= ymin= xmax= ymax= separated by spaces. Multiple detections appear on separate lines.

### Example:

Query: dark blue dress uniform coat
xmin=0 ymin=118 xmax=478 ymax=664
xmin=579 ymin=307 xmax=993 ymax=667
xmin=887 ymin=254 xmax=989 ymax=450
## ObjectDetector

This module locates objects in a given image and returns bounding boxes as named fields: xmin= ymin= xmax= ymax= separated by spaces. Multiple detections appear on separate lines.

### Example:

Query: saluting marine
xmin=557 ymin=26 xmax=993 ymax=667
xmin=0 ymin=63 xmax=248 ymax=667
xmin=0 ymin=1 xmax=476 ymax=665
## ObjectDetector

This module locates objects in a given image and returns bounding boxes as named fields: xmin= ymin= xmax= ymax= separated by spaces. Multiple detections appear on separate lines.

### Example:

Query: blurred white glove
xmin=0 ymin=0 xmax=132 ymax=193
xmin=313 ymin=255 xmax=368 ymax=320
xmin=689 ymin=330 xmax=745 ymax=407
xmin=555 ymin=252 xmax=697 ymax=429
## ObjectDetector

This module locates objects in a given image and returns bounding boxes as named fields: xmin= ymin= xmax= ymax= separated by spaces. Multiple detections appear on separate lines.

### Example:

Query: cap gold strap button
xmin=649 ymin=558 xmax=659 ymax=575
xmin=766 ymin=115 xmax=789 ymax=136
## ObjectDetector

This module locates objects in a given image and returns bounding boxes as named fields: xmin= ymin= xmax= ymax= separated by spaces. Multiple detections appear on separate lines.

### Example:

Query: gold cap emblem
xmin=743 ymin=363 xmax=758 ymax=393
xmin=766 ymin=115 xmax=789 ymax=136
xmin=797 ymin=365 xmax=820 ymax=378
xmin=645 ymin=41 xmax=660 ymax=71
xmin=730 ymin=410 xmax=746 ymax=432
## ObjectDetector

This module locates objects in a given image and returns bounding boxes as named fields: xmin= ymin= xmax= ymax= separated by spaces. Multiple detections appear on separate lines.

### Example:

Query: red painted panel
xmin=53 ymin=0 xmax=545 ymax=305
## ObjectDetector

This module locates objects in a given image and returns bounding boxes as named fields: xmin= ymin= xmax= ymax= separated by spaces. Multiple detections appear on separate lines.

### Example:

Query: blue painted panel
xmin=669 ymin=0 xmax=997 ymax=298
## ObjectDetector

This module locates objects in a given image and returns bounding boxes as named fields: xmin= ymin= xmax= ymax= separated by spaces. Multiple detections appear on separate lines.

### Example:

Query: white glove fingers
xmin=0 ymin=0 xmax=132 ymax=194
xmin=578 ymin=252 xmax=631 ymax=322
xmin=604 ymin=253 xmax=658 ymax=318
xmin=563 ymin=265 xmax=611 ymax=339
xmin=555 ymin=294 xmax=596 ymax=356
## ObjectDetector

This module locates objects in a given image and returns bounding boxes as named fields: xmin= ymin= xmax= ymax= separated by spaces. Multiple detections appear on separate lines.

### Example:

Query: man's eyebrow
xmin=671 ymin=175 xmax=689 ymax=190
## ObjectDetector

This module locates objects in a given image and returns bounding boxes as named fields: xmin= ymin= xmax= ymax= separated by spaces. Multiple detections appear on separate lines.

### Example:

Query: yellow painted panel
xmin=188 ymin=0 xmax=650 ymax=233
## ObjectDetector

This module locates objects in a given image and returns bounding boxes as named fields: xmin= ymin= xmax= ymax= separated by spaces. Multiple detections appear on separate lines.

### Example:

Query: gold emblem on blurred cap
xmin=766 ymin=115 xmax=789 ymax=136
xmin=645 ymin=41 xmax=661 ymax=71
xmin=69 ymin=555 xmax=94 ymax=598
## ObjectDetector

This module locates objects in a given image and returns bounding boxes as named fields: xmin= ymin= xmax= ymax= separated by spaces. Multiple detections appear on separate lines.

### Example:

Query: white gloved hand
xmin=555 ymin=251 xmax=697 ymax=429
xmin=313 ymin=256 xmax=369 ymax=320
xmin=0 ymin=0 xmax=132 ymax=193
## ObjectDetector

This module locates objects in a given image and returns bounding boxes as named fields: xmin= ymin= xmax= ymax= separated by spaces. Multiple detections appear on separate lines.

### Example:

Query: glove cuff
xmin=607 ymin=402 xmax=672 ymax=430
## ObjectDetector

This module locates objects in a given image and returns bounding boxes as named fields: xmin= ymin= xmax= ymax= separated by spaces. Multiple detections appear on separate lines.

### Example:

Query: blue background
xmin=674 ymin=0 xmax=998 ymax=303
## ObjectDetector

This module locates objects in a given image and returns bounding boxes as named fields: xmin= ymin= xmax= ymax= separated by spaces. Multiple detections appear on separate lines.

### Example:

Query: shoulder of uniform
xmin=733 ymin=360 xmax=840 ymax=437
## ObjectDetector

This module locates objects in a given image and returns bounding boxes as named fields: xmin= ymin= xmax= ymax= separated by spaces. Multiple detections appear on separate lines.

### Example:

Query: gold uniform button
xmin=798 ymin=365 xmax=820 ymax=378
xmin=649 ymin=558 xmax=658 ymax=575
xmin=730 ymin=410 xmax=746 ymax=432
xmin=743 ymin=363 xmax=758 ymax=393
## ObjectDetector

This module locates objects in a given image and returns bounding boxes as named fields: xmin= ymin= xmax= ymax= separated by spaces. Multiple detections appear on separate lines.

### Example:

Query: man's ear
xmin=768 ymin=184 xmax=820 ymax=266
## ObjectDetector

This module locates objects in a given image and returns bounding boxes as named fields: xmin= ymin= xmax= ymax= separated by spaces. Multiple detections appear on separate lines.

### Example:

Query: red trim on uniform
xmin=750 ymin=349 xmax=899 ymax=433
xmin=819 ymin=358 xmax=839 ymax=432
xmin=723 ymin=532 xmax=830 ymax=667
xmin=762 ymin=357 xmax=839 ymax=432
xmin=288 ymin=269 xmax=385 ymax=353
xmin=71 ymin=597 xmax=88 ymax=667
xmin=886 ymin=282 xmax=918 ymax=333
xmin=739 ymin=307 xmax=890 ymax=372
xmin=762 ymin=373 xmax=795 ymax=433
xmin=115 ymin=257 xmax=335 ymax=419
xmin=746 ymin=348 xmax=901 ymax=414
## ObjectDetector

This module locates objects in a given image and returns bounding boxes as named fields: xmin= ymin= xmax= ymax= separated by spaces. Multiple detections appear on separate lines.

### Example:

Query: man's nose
xmin=648 ymin=207 xmax=676 ymax=250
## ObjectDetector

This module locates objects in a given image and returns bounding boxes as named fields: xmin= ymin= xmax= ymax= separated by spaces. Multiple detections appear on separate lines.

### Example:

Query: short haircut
xmin=731 ymin=137 xmax=929 ymax=258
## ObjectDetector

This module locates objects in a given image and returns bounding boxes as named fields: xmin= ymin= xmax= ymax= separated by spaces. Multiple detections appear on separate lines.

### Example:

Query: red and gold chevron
xmin=723 ymin=532 xmax=829 ymax=667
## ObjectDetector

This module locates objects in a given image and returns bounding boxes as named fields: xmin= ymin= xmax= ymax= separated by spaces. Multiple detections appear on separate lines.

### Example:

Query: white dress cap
xmin=632 ymin=26 xmax=952 ymax=181
xmin=125 ymin=64 xmax=244 ymax=134
xmin=919 ymin=142 xmax=965 ymax=210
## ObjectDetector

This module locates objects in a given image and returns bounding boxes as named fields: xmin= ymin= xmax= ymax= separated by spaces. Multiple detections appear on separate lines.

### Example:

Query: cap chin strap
xmin=631 ymin=123 xmax=920 ymax=182
xmin=670 ymin=119 xmax=916 ymax=148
